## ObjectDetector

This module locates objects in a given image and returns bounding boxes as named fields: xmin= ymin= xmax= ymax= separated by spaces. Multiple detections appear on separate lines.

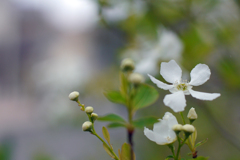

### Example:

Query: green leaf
xmin=98 ymin=114 xmax=126 ymax=123
xmin=104 ymin=90 xmax=126 ymax=105
xmin=195 ymin=138 xmax=208 ymax=148
xmin=188 ymin=156 xmax=209 ymax=160
xmin=108 ymin=122 xmax=127 ymax=128
xmin=165 ymin=155 xmax=174 ymax=160
xmin=132 ymin=116 xmax=159 ymax=128
xmin=132 ymin=84 xmax=159 ymax=110
xmin=102 ymin=143 xmax=114 ymax=158
xmin=121 ymin=143 xmax=131 ymax=160
xmin=102 ymin=127 xmax=111 ymax=146
xmin=120 ymin=72 xmax=128 ymax=96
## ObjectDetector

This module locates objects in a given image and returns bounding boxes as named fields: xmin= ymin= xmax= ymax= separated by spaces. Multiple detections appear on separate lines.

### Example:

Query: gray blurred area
xmin=0 ymin=0 xmax=124 ymax=159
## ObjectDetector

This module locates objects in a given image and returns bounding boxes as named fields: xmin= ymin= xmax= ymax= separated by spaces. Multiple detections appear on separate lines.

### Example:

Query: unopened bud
xmin=128 ymin=73 xmax=144 ymax=85
xmin=85 ymin=106 xmax=94 ymax=114
xmin=172 ymin=124 xmax=183 ymax=134
xmin=82 ymin=121 xmax=93 ymax=132
xmin=187 ymin=107 xmax=198 ymax=121
xmin=183 ymin=124 xmax=195 ymax=138
xmin=91 ymin=113 xmax=98 ymax=122
xmin=120 ymin=58 xmax=135 ymax=72
xmin=69 ymin=91 xmax=79 ymax=101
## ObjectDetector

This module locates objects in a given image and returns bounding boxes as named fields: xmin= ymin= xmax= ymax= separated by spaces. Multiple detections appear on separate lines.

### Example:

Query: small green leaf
xmin=102 ymin=127 xmax=111 ymax=146
xmin=102 ymin=143 xmax=114 ymax=158
xmin=121 ymin=143 xmax=131 ymax=160
xmin=104 ymin=90 xmax=126 ymax=105
xmin=98 ymin=114 xmax=126 ymax=123
xmin=188 ymin=156 xmax=209 ymax=160
xmin=120 ymin=72 xmax=128 ymax=96
xmin=132 ymin=84 xmax=159 ymax=110
xmin=132 ymin=117 xmax=159 ymax=128
xmin=195 ymin=138 xmax=208 ymax=148
xmin=165 ymin=155 xmax=174 ymax=160
xmin=108 ymin=122 xmax=127 ymax=128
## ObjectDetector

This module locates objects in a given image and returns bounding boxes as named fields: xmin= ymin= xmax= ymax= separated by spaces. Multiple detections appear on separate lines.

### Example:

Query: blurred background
xmin=0 ymin=0 xmax=240 ymax=159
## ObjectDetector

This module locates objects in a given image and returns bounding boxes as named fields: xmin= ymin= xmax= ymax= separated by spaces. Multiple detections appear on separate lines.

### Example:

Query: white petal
xmin=163 ymin=112 xmax=178 ymax=128
xmin=163 ymin=91 xmax=186 ymax=112
xmin=148 ymin=74 xmax=174 ymax=90
xmin=189 ymin=64 xmax=210 ymax=86
xmin=153 ymin=120 xmax=169 ymax=137
xmin=160 ymin=60 xmax=182 ymax=83
xmin=189 ymin=89 xmax=221 ymax=101
xmin=144 ymin=127 xmax=156 ymax=142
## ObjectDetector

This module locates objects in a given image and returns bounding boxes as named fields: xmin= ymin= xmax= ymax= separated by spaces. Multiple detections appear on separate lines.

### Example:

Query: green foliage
xmin=103 ymin=143 xmax=114 ymax=159
xmin=188 ymin=156 xmax=209 ymax=160
xmin=195 ymin=138 xmax=208 ymax=148
xmin=120 ymin=143 xmax=134 ymax=160
xmin=98 ymin=114 xmax=126 ymax=123
xmin=132 ymin=84 xmax=159 ymax=110
xmin=104 ymin=90 xmax=126 ymax=105
xmin=102 ymin=127 xmax=111 ymax=146
xmin=107 ymin=122 xmax=127 ymax=128
xmin=165 ymin=155 xmax=174 ymax=160
xmin=132 ymin=116 xmax=159 ymax=129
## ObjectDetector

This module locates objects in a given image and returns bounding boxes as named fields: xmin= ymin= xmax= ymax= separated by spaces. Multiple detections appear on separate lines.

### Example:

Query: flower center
xmin=174 ymin=79 xmax=190 ymax=91
xmin=166 ymin=136 xmax=172 ymax=142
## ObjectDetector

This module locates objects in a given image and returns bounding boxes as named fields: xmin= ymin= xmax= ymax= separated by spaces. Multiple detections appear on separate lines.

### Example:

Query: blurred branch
xmin=200 ymin=101 xmax=240 ymax=152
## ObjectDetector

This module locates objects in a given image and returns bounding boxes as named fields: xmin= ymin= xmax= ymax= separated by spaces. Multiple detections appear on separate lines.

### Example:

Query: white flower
xmin=148 ymin=60 xmax=221 ymax=112
xmin=144 ymin=112 xmax=178 ymax=145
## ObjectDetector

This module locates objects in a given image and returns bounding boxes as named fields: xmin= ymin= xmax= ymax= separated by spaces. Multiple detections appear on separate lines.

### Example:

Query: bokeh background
xmin=0 ymin=0 xmax=240 ymax=159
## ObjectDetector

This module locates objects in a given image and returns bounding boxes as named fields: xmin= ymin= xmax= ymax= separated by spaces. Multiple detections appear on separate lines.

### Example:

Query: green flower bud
xmin=120 ymin=58 xmax=135 ymax=72
xmin=85 ymin=106 xmax=94 ymax=114
xmin=69 ymin=91 xmax=79 ymax=101
xmin=82 ymin=121 xmax=93 ymax=132
xmin=91 ymin=113 xmax=98 ymax=122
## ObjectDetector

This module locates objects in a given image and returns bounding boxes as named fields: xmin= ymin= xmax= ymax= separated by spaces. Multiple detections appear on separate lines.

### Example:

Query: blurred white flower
xmin=148 ymin=60 xmax=221 ymax=112
xmin=134 ymin=29 xmax=183 ymax=75
xmin=144 ymin=112 xmax=178 ymax=145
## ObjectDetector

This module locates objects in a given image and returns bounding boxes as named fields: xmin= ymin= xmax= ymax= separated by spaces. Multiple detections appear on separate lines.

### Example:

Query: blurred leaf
xmin=103 ymin=143 xmax=114 ymax=158
xmin=165 ymin=155 xmax=174 ymax=160
xmin=98 ymin=114 xmax=126 ymax=123
xmin=121 ymin=143 xmax=131 ymax=160
xmin=120 ymin=72 xmax=128 ymax=96
xmin=195 ymin=138 xmax=208 ymax=148
xmin=102 ymin=127 xmax=111 ymax=146
xmin=118 ymin=149 xmax=122 ymax=160
xmin=104 ymin=90 xmax=126 ymax=105
xmin=132 ymin=116 xmax=159 ymax=128
xmin=132 ymin=84 xmax=159 ymax=110
xmin=188 ymin=156 xmax=209 ymax=160
xmin=108 ymin=122 xmax=127 ymax=128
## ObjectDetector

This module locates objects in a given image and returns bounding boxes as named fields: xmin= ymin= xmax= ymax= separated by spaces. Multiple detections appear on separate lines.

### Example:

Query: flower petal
xmin=163 ymin=112 xmax=178 ymax=128
xmin=189 ymin=89 xmax=221 ymax=101
xmin=160 ymin=60 xmax=182 ymax=83
xmin=189 ymin=64 xmax=210 ymax=86
xmin=144 ymin=127 xmax=166 ymax=145
xmin=153 ymin=120 xmax=169 ymax=137
xmin=148 ymin=74 xmax=174 ymax=90
xmin=163 ymin=91 xmax=186 ymax=112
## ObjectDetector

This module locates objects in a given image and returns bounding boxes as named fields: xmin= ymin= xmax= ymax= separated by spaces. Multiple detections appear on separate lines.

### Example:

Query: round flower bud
xmin=69 ymin=91 xmax=79 ymax=101
xmin=172 ymin=124 xmax=183 ymax=132
xmin=91 ymin=113 xmax=98 ymax=122
xmin=183 ymin=124 xmax=195 ymax=134
xmin=85 ymin=106 xmax=94 ymax=114
xmin=120 ymin=58 xmax=135 ymax=72
xmin=128 ymin=73 xmax=144 ymax=85
xmin=187 ymin=107 xmax=198 ymax=120
xmin=82 ymin=121 xmax=92 ymax=131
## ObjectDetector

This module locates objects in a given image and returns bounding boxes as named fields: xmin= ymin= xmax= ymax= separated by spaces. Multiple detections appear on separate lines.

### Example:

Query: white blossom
xmin=144 ymin=112 xmax=178 ymax=145
xmin=148 ymin=60 xmax=220 ymax=112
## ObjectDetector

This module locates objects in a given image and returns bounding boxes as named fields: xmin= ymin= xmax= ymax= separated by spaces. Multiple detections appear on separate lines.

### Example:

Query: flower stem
xmin=180 ymin=112 xmax=186 ymax=125
xmin=176 ymin=137 xmax=188 ymax=160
